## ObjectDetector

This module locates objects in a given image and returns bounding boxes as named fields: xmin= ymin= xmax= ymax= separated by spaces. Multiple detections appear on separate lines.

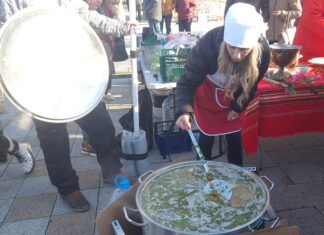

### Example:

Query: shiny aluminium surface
xmin=0 ymin=7 xmax=108 ymax=122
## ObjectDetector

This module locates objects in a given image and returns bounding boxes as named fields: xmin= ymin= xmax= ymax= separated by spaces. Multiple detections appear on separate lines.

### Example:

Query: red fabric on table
xmin=242 ymin=80 xmax=324 ymax=155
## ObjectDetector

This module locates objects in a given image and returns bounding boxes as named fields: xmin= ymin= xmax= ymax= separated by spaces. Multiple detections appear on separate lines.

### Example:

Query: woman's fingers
xmin=175 ymin=114 xmax=191 ymax=130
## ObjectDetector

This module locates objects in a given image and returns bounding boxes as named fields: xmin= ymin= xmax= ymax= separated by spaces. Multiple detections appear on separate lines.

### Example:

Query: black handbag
xmin=113 ymin=36 xmax=129 ymax=62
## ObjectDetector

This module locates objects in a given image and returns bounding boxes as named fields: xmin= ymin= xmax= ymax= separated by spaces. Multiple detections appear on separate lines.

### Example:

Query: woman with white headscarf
xmin=175 ymin=3 xmax=270 ymax=166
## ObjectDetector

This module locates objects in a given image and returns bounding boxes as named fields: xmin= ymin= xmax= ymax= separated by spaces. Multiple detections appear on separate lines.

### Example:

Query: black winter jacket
xmin=175 ymin=26 xmax=270 ymax=117
xmin=224 ymin=0 xmax=270 ymax=23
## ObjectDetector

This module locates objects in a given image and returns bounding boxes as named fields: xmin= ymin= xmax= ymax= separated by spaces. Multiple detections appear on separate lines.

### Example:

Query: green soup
xmin=140 ymin=164 xmax=267 ymax=233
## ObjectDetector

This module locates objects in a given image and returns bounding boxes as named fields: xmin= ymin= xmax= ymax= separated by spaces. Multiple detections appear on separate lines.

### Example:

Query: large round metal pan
xmin=0 ymin=7 xmax=108 ymax=122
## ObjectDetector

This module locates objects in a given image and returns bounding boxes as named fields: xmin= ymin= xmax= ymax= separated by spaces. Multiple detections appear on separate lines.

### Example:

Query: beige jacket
xmin=266 ymin=0 xmax=302 ymax=41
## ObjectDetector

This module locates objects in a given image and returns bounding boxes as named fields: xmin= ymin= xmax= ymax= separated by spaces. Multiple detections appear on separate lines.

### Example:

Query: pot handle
xmin=260 ymin=176 xmax=274 ymax=192
xmin=123 ymin=206 xmax=148 ymax=227
xmin=270 ymin=217 xmax=280 ymax=228
xmin=138 ymin=170 xmax=154 ymax=184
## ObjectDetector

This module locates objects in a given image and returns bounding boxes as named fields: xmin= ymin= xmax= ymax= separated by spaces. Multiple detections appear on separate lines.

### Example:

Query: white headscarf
xmin=224 ymin=3 xmax=268 ymax=48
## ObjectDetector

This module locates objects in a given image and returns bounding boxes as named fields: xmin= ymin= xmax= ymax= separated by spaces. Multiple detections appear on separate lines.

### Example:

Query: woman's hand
xmin=126 ymin=21 xmax=138 ymax=34
xmin=176 ymin=114 xmax=191 ymax=130
xmin=227 ymin=110 xmax=239 ymax=121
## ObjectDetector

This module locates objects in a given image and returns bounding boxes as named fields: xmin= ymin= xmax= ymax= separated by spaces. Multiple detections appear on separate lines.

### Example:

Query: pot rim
xmin=135 ymin=161 xmax=270 ymax=235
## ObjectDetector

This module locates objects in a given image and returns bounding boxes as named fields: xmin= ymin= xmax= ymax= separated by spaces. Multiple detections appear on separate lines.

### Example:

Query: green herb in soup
xmin=140 ymin=165 xmax=267 ymax=233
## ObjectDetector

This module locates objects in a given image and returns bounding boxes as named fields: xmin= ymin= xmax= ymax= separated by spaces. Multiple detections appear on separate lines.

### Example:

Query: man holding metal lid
xmin=0 ymin=0 xmax=137 ymax=212
xmin=175 ymin=3 xmax=270 ymax=166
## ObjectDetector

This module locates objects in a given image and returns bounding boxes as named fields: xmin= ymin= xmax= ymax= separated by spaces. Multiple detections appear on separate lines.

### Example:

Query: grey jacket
xmin=0 ymin=0 xmax=128 ymax=37
xmin=143 ymin=0 xmax=162 ymax=21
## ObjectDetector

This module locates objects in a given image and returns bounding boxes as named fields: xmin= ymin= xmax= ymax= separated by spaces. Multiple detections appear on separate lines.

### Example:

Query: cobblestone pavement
xmin=1 ymin=18 xmax=324 ymax=235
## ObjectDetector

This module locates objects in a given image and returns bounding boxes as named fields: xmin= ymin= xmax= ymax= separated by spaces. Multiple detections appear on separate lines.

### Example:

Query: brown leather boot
xmin=60 ymin=190 xmax=90 ymax=212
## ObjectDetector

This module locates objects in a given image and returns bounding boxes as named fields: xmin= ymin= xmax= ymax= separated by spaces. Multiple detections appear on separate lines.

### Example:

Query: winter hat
xmin=224 ymin=3 xmax=267 ymax=48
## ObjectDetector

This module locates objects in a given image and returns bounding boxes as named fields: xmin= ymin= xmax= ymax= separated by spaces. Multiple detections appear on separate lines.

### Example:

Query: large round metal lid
xmin=0 ymin=7 xmax=108 ymax=122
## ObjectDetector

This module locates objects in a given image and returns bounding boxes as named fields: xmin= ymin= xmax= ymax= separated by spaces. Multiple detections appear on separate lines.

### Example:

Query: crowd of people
xmin=0 ymin=0 xmax=323 ymax=215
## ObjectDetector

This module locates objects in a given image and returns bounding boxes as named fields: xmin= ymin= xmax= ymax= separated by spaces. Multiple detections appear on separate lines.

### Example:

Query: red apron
xmin=194 ymin=76 xmax=247 ymax=136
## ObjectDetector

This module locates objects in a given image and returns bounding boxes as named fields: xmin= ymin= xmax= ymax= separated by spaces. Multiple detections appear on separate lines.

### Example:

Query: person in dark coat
xmin=224 ymin=0 xmax=270 ymax=23
xmin=144 ymin=0 xmax=162 ymax=34
xmin=175 ymin=3 xmax=270 ymax=166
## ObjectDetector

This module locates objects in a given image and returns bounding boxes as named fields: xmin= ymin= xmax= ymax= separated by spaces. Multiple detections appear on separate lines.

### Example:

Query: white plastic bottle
xmin=110 ymin=175 xmax=131 ymax=204
xmin=162 ymin=92 xmax=174 ymax=131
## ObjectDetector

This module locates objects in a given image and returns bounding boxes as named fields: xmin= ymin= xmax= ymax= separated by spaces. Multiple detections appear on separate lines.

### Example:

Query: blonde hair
xmin=217 ymin=41 xmax=262 ymax=109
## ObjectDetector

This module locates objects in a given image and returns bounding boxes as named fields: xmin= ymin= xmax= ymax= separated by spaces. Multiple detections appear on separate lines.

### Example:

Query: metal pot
xmin=0 ymin=7 xmax=108 ymax=123
xmin=124 ymin=161 xmax=274 ymax=235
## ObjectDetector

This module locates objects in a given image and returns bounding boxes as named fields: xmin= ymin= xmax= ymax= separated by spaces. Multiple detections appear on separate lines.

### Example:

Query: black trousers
xmin=0 ymin=133 xmax=9 ymax=163
xmin=33 ymin=102 xmax=122 ymax=195
xmin=178 ymin=18 xmax=193 ymax=32
xmin=198 ymin=131 xmax=243 ymax=166
xmin=0 ymin=132 xmax=18 ymax=163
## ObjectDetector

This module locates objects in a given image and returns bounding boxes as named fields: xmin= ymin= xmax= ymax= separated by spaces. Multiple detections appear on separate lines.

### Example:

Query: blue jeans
xmin=148 ymin=19 xmax=162 ymax=34
xmin=160 ymin=14 xmax=172 ymax=34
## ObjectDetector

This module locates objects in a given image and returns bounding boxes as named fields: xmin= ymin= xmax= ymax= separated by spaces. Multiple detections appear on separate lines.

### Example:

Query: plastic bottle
xmin=162 ymin=92 xmax=174 ymax=131
xmin=110 ymin=175 xmax=131 ymax=204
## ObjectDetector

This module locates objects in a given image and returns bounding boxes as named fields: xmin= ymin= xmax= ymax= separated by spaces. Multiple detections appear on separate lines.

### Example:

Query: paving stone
xmin=52 ymin=188 xmax=98 ymax=215
xmin=315 ymin=202 xmax=324 ymax=217
xmin=311 ymin=132 xmax=324 ymax=142
xmin=22 ymin=135 xmax=40 ymax=149
xmin=17 ymin=176 xmax=57 ymax=197
xmin=0 ymin=164 xmax=7 ymax=177
xmin=0 ymin=163 xmax=25 ymax=180
xmin=97 ymin=186 xmax=115 ymax=210
xmin=0 ymin=179 xmax=23 ymax=199
xmin=287 ymin=133 xmax=322 ymax=148
xmin=270 ymin=185 xmax=312 ymax=211
xmin=243 ymin=151 xmax=277 ymax=169
xmin=259 ymin=167 xmax=293 ymax=186
xmin=0 ymin=198 xmax=14 ymax=223
xmin=259 ymin=136 xmax=292 ymax=152
xmin=34 ymin=147 xmax=44 ymax=160
xmin=280 ymin=162 xmax=324 ymax=184
xmin=78 ymin=170 xmax=101 ymax=190
xmin=297 ymin=146 xmax=324 ymax=164
xmin=266 ymin=149 xmax=308 ymax=166
xmin=46 ymin=211 xmax=96 ymax=235
xmin=277 ymin=207 xmax=324 ymax=235
xmin=26 ymin=160 xmax=48 ymax=178
xmin=0 ymin=217 xmax=49 ymax=235
xmin=297 ymin=181 xmax=324 ymax=204
xmin=70 ymin=141 xmax=83 ymax=157
xmin=5 ymin=193 xmax=56 ymax=222
xmin=71 ymin=155 xmax=101 ymax=172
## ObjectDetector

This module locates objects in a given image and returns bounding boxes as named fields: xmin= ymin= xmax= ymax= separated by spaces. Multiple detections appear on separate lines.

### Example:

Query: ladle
xmin=187 ymin=129 xmax=232 ymax=202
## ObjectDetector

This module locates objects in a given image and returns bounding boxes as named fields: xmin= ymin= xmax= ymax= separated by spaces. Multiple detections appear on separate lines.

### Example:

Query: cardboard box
xmin=96 ymin=159 xmax=300 ymax=235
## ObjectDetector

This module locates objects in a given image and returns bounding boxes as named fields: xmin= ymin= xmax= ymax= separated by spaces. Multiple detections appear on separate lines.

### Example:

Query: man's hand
xmin=126 ymin=21 xmax=138 ymax=34
xmin=176 ymin=114 xmax=191 ymax=130
xmin=227 ymin=110 xmax=239 ymax=121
